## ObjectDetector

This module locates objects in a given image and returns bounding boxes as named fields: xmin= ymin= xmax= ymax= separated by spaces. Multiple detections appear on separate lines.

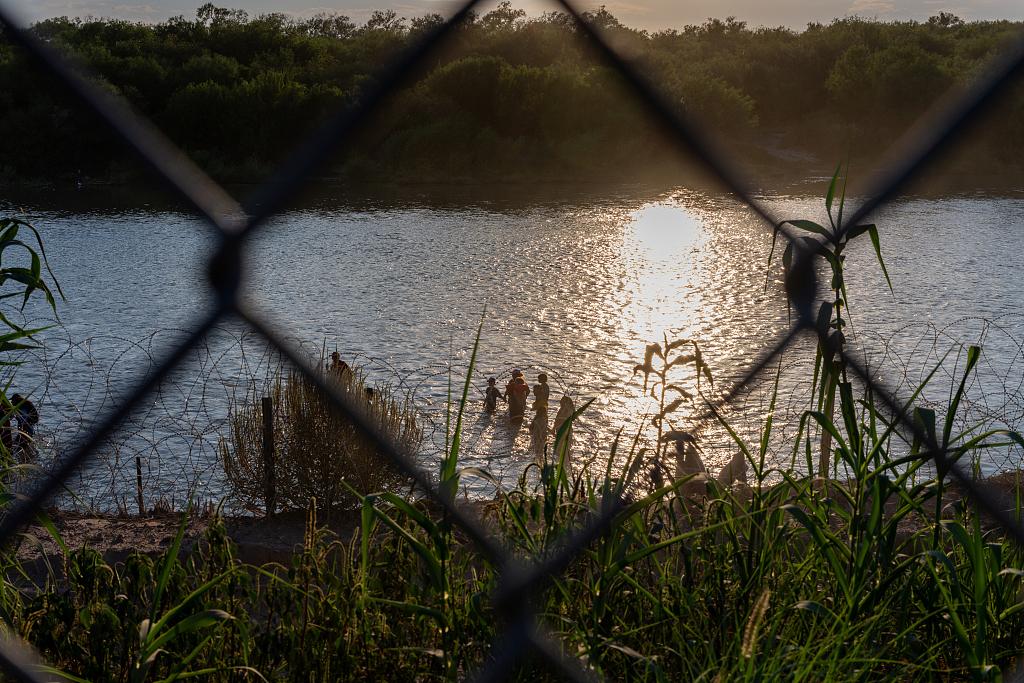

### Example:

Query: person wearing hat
xmin=504 ymin=369 xmax=530 ymax=418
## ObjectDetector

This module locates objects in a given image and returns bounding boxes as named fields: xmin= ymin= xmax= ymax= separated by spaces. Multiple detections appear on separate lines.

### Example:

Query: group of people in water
xmin=328 ymin=349 xmax=575 ymax=458
xmin=484 ymin=369 xmax=575 ymax=456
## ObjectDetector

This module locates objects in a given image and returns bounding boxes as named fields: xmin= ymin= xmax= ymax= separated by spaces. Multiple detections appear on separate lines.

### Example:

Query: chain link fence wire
xmin=0 ymin=0 xmax=1024 ymax=679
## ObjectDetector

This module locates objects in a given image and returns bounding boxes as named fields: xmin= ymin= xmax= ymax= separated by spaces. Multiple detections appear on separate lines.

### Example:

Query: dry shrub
xmin=220 ymin=362 xmax=420 ymax=514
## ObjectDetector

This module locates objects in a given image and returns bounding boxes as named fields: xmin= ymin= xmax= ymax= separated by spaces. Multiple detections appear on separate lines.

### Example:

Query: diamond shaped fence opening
xmin=0 ymin=2 xmax=1023 ymax=680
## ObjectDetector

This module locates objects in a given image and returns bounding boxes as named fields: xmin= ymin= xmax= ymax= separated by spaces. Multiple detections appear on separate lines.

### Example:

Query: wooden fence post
xmin=135 ymin=456 xmax=145 ymax=516
xmin=262 ymin=396 xmax=276 ymax=517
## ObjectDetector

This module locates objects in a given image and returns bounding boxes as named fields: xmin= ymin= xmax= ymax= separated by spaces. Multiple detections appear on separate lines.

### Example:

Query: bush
xmin=220 ymin=360 xmax=420 ymax=514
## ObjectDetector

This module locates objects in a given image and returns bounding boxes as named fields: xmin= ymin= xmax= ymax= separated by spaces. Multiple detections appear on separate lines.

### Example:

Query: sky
xmin=8 ymin=0 xmax=1024 ymax=30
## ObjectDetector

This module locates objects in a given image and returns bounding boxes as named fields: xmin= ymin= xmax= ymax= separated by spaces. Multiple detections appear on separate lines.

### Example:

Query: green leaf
xmin=376 ymin=491 xmax=437 ymax=536
xmin=147 ymin=610 xmax=233 ymax=653
xmin=912 ymin=406 xmax=937 ymax=455
xmin=943 ymin=345 xmax=981 ymax=448
xmin=817 ymin=245 xmax=841 ymax=283
xmin=606 ymin=642 xmax=647 ymax=660
xmin=34 ymin=510 xmax=68 ymax=556
xmin=369 ymin=505 xmax=445 ymax=591
xmin=779 ymin=219 xmax=831 ymax=237
xmin=149 ymin=568 xmax=238 ymax=643
xmin=783 ymin=504 xmax=852 ymax=599
xmin=32 ymin=665 xmax=93 ymax=683
xmin=444 ymin=309 xmax=485 ymax=498
xmin=865 ymin=224 xmax=893 ymax=293
xmin=845 ymin=223 xmax=874 ymax=240
xmin=804 ymin=410 xmax=849 ymax=455
xmin=151 ymin=509 xmax=191 ymax=625
xmin=826 ymin=163 xmax=841 ymax=222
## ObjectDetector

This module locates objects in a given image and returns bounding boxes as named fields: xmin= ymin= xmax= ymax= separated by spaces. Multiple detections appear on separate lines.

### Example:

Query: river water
xmin=2 ymin=182 xmax=1023 ymax=509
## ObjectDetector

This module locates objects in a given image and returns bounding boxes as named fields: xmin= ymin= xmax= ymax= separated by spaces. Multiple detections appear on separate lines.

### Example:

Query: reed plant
xmin=220 ymin=359 xmax=421 ymax=514
xmin=768 ymin=164 xmax=893 ymax=480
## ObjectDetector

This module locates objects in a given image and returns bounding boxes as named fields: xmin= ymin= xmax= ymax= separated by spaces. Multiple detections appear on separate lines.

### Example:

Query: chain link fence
xmin=0 ymin=0 xmax=1024 ymax=680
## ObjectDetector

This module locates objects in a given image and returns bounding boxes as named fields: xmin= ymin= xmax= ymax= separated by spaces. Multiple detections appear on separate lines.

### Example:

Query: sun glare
xmin=629 ymin=203 xmax=702 ymax=260
xmin=620 ymin=200 xmax=707 ymax=354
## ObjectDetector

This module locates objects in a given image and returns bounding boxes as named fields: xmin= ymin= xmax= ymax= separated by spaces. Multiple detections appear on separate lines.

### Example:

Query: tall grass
xmin=219 ymin=359 xmax=421 ymax=514
xmin=21 ymin=360 xmax=1024 ymax=680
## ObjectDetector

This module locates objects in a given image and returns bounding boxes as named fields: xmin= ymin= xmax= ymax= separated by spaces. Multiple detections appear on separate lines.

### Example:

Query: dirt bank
xmin=9 ymin=472 xmax=1024 ymax=581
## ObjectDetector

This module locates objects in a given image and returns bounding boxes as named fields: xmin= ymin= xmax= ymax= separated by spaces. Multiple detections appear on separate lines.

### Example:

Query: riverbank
xmin=7 ymin=152 xmax=1024 ymax=200
xmin=15 ymin=470 xmax=1024 ymax=578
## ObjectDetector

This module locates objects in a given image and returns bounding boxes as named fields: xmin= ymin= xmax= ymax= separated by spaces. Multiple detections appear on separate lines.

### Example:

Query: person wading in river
xmin=530 ymin=399 xmax=548 ymax=456
xmin=504 ymin=369 xmax=530 ymax=418
xmin=552 ymin=394 xmax=575 ymax=460
xmin=533 ymin=373 xmax=550 ymax=414
xmin=484 ymin=377 xmax=503 ymax=412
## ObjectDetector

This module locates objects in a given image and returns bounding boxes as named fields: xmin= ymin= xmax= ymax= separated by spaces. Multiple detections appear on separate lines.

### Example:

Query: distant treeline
xmin=2 ymin=3 xmax=1023 ymax=184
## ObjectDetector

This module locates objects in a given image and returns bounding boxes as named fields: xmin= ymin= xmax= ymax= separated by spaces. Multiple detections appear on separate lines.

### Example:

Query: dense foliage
xmin=3 ymin=4 xmax=1023 ymax=183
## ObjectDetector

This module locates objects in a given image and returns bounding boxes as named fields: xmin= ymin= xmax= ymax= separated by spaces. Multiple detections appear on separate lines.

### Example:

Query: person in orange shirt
xmin=504 ymin=369 xmax=530 ymax=418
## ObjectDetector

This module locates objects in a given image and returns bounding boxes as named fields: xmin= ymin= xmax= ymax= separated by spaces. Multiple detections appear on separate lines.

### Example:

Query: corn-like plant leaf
xmin=943 ymin=345 xmax=981 ymax=448
xmin=825 ymin=163 xmax=841 ymax=220
xmin=32 ymin=665 xmax=92 ymax=683
xmin=664 ymin=384 xmax=692 ymax=399
xmin=665 ymin=338 xmax=693 ymax=352
xmin=923 ymin=551 xmax=977 ymax=669
xmin=443 ymin=310 xmax=485 ymax=499
xmin=864 ymin=224 xmax=893 ymax=293
xmin=606 ymin=642 xmax=647 ymax=660
xmin=149 ymin=568 xmax=238 ymax=645
xmin=147 ymin=610 xmax=233 ymax=654
xmin=803 ymin=410 xmax=850 ymax=455
xmin=34 ymin=510 xmax=68 ymax=556
xmin=151 ymin=509 xmax=191 ymax=623
xmin=780 ymin=219 xmax=831 ymax=236
xmin=912 ymin=406 xmax=937 ymax=455
xmin=656 ymin=398 xmax=686 ymax=419
xmin=667 ymin=354 xmax=695 ymax=369
xmin=376 ymin=491 xmax=438 ymax=536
